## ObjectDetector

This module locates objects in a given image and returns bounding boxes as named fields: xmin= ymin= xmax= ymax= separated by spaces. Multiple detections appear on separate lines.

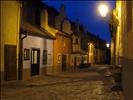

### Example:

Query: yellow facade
xmin=114 ymin=1 xmax=122 ymax=65
xmin=53 ymin=35 xmax=71 ymax=73
xmin=71 ymin=34 xmax=81 ymax=68
xmin=88 ymin=43 xmax=107 ymax=64
xmin=41 ymin=10 xmax=58 ymax=36
xmin=111 ymin=38 xmax=115 ymax=64
xmin=40 ymin=9 xmax=72 ymax=73
xmin=88 ymin=43 xmax=95 ymax=64
xmin=0 ymin=1 xmax=21 ymax=81
xmin=113 ymin=1 xmax=133 ymax=99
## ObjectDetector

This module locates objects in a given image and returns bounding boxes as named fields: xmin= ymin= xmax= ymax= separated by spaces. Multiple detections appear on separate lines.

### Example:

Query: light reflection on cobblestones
xmin=1 ymin=67 xmax=124 ymax=100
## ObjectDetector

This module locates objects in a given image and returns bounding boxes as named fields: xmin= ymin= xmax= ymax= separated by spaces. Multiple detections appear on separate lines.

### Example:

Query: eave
xmin=20 ymin=22 xmax=56 ymax=40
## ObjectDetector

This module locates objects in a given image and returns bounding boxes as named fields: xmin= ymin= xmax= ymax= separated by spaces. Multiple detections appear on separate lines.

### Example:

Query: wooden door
xmin=31 ymin=49 xmax=40 ymax=76
xmin=5 ymin=45 xmax=17 ymax=81
xmin=74 ymin=57 xmax=77 ymax=69
xmin=62 ymin=55 xmax=66 ymax=72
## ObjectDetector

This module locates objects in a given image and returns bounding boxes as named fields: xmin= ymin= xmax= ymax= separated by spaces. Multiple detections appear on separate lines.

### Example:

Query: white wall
xmin=23 ymin=35 xmax=53 ymax=75
xmin=46 ymin=39 xmax=53 ymax=66
xmin=23 ymin=35 xmax=46 ymax=69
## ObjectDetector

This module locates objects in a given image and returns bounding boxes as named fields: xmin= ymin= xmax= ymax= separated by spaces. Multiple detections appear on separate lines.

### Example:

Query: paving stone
xmin=1 ymin=66 xmax=124 ymax=100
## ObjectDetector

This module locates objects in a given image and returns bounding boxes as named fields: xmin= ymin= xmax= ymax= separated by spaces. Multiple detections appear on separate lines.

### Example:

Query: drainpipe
xmin=18 ymin=32 xmax=27 ymax=80
xmin=18 ymin=1 xmax=28 ymax=80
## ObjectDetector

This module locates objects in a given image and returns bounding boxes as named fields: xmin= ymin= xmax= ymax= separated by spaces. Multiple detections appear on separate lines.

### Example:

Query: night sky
xmin=43 ymin=0 xmax=116 ymax=43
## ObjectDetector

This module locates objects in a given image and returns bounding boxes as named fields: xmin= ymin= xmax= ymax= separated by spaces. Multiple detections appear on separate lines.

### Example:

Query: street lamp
xmin=98 ymin=3 xmax=109 ymax=17
xmin=106 ymin=43 xmax=110 ymax=48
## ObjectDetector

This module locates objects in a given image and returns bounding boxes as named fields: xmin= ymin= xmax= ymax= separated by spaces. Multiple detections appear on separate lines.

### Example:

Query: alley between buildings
xmin=1 ymin=1 xmax=133 ymax=100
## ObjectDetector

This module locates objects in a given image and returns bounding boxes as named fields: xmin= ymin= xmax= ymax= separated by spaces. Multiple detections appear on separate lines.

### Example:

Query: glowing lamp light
xmin=106 ymin=43 xmax=110 ymax=48
xmin=98 ymin=4 xmax=109 ymax=17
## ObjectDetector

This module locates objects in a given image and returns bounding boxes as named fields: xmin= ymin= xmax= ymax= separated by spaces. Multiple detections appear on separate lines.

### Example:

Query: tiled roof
xmin=20 ymin=22 xmax=56 ymax=39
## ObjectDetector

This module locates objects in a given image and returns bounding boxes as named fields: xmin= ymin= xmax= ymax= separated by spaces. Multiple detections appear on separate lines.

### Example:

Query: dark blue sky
xmin=43 ymin=1 xmax=116 ymax=43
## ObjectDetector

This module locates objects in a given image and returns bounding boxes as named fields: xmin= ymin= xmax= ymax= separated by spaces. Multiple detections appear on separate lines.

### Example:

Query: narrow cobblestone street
xmin=1 ymin=65 xmax=124 ymax=100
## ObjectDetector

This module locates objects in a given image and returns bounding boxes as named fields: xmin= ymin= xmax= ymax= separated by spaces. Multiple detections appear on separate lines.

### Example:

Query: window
xmin=43 ymin=50 xmax=47 ymax=65
xmin=24 ymin=49 xmax=30 ymax=60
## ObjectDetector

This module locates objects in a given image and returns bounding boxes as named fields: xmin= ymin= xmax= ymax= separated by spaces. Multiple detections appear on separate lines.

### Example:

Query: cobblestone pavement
xmin=1 ymin=65 xmax=124 ymax=100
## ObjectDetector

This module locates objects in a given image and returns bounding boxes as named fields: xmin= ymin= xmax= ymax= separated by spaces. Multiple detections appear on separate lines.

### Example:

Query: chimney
xmin=41 ymin=9 xmax=48 ymax=29
xmin=60 ymin=4 xmax=66 ymax=19
xmin=76 ymin=19 xmax=80 ymax=33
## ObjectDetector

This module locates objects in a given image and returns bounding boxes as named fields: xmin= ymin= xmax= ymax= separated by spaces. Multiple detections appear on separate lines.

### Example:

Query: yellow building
xmin=71 ymin=34 xmax=81 ymax=69
xmin=21 ymin=3 xmax=72 ymax=74
xmin=53 ymin=5 xmax=72 ymax=73
xmin=88 ymin=43 xmax=95 ymax=64
xmin=20 ymin=3 xmax=56 ymax=80
xmin=70 ymin=21 xmax=81 ymax=70
xmin=1 ymin=1 xmax=21 ymax=82
xmin=87 ymin=34 xmax=108 ymax=65
xmin=53 ymin=32 xmax=71 ymax=73
xmin=111 ymin=1 xmax=133 ymax=100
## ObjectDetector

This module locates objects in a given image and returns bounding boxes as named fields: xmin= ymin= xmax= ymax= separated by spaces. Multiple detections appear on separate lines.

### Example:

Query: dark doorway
xmin=62 ymin=54 xmax=66 ymax=72
xmin=74 ymin=57 xmax=77 ymax=69
xmin=5 ymin=45 xmax=17 ymax=81
xmin=31 ymin=49 xmax=40 ymax=76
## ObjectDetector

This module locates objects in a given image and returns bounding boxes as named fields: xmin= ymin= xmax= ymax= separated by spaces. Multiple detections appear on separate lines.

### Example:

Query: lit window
xmin=24 ymin=49 xmax=30 ymax=60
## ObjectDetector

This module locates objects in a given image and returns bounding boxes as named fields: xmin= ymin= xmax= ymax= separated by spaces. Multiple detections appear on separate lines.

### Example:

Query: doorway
xmin=74 ymin=57 xmax=77 ymax=69
xmin=31 ymin=49 xmax=40 ymax=76
xmin=4 ymin=45 xmax=17 ymax=81
xmin=62 ymin=54 xmax=66 ymax=72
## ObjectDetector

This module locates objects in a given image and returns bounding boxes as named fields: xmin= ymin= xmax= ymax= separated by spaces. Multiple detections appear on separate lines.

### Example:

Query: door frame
xmin=31 ymin=48 xmax=40 ymax=76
